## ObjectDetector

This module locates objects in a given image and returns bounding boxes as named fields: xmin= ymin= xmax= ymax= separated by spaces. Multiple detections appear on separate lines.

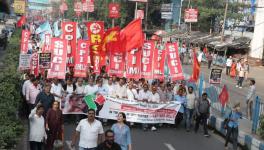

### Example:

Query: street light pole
xmin=221 ymin=0 xmax=228 ymax=42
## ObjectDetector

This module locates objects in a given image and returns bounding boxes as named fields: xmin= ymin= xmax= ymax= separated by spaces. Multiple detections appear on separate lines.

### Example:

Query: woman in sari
xmin=45 ymin=101 xmax=63 ymax=150
xmin=230 ymin=60 xmax=237 ymax=78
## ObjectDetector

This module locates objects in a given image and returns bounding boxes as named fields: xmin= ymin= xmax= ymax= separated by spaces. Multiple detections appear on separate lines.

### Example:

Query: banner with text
xmin=141 ymin=41 xmax=154 ymax=79
xmin=166 ymin=43 xmax=184 ymax=81
xmin=30 ymin=52 xmax=39 ymax=76
xmin=62 ymin=22 xmax=77 ymax=66
xmin=109 ymin=52 xmax=125 ymax=77
xmin=153 ymin=48 xmax=165 ymax=79
xmin=126 ymin=48 xmax=142 ymax=79
xmin=47 ymin=38 xmax=67 ymax=79
xmin=42 ymin=34 xmax=51 ymax=53
xmin=20 ymin=30 xmax=31 ymax=54
xmin=74 ymin=40 xmax=90 ymax=77
xmin=61 ymin=95 xmax=181 ymax=124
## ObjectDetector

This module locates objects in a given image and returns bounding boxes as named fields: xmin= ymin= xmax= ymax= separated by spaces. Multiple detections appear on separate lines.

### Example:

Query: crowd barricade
xmin=252 ymin=96 xmax=264 ymax=134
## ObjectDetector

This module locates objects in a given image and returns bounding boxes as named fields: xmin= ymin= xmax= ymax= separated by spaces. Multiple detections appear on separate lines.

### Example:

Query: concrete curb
xmin=208 ymin=115 xmax=264 ymax=150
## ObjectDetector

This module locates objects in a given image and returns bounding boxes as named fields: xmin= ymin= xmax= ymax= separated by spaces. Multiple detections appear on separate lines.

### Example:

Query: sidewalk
xmin=185 ymin=64 xmax=264 ymax=150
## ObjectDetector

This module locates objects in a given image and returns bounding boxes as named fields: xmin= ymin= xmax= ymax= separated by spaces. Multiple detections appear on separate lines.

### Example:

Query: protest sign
xmin=39 ymin=53 xmax=51 ymax=69
xmin=19 ymin=54 xmax=31 ymax=70
xmin=209 ymin=68 xmax=222 ymax=84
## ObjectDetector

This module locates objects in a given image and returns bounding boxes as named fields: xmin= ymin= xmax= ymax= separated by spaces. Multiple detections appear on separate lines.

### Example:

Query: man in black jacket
xmin=96 ymin=130 xmax=121 ymax=150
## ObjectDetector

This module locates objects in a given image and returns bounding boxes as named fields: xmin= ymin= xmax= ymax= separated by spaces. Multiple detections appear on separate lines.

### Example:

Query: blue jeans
xmin=185 ymin=108 xmax=194 ymax=130
xmin=79 ymin=147 xmax=96 ymax=150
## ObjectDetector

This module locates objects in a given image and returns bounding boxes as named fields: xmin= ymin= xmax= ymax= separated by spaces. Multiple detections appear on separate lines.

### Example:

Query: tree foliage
xmin=0 ymin=29 xmax=24 ymax=149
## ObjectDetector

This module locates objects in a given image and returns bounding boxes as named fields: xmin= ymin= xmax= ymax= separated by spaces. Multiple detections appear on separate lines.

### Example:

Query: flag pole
xmin=134 ymin=2 xmax=138 ymax=19
xmin=112 ymin=0 xmax=115 ymax=27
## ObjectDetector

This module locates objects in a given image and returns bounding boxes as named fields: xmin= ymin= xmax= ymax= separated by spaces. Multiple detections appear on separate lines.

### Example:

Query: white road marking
xmin=164 ymin=143 xmax=176 ymax=150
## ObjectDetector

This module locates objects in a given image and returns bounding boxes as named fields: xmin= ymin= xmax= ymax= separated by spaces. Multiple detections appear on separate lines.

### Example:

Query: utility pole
xmin=112 ymin=0 xmax=115 ymax=27
xmin=221 ymin=0 xmax=228 ymax=42
xmin=145 ymin=1 xmax=148 ymax=30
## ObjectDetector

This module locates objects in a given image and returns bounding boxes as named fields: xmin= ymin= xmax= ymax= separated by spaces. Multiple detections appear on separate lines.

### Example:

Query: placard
xmin=209 ymin=68 xmax=222 ymax=84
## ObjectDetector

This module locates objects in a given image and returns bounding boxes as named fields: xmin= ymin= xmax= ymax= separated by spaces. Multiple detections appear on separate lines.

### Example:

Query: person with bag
xmin=45 ymin=101 xmax=64 ymax=150
xmin=224 ymin=103 xmax=242 ymax=150
xmin=194 ymin=93 xmax=210 ymax=137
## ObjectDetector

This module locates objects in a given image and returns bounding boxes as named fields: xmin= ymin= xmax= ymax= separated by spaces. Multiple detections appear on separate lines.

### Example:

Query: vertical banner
xmin=39 ymin=53 xmax=51 ymax=69
xmin=141 ymin=41 xmax=154 ymax=79
xmin=92 ymin=55 xmax=101 ymax=74
xmin=153 ymin=48 xmax=165 ymax=80
xmin=109 ymin=52 xmax=125 ymax=77
xmin=126 ymin=48 xmax=142 ymax=79
xmin=86 ymin=21 xmax=104 ymax=54
xmin=62 ymin=22 xmax=77 ymax=66
xmin=20 ymin=30 xmax=31 ymax=54
xmin=30 ymin=52 xmax=39 ymax=76
xmin=42 ymin=33 xmax=51 ymax=53
xmin=166 ymin=43 xmax=184 ymax=81
xmin=74 ymin=40 xmax=90 ymax=77
xmin=47 ymin=38 xmax=67 ymax=79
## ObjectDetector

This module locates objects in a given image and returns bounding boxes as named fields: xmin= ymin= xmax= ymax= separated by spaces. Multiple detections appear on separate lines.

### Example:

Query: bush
xmin=0 ymin=28 xmax=24 ymax=149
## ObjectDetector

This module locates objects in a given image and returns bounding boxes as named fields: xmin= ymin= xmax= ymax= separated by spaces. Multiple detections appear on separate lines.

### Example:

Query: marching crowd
xmin=21 ymin=66 xmax=246 ymax=150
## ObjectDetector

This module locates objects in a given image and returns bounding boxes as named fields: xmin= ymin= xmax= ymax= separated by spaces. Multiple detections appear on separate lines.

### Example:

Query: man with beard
xmin=96 ymin=130 xmax=121 ymax=150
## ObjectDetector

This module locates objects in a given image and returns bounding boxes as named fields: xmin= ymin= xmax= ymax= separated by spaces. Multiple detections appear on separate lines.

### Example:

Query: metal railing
xmin=252 ymin=96 xmax=264 ymax=133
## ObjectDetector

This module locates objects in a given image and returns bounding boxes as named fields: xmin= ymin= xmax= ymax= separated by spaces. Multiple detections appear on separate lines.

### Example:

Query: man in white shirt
xmin=138 ymin=83 xmax=151 ymax=102
xmin=127 ymin=81 xmax=138 ymax=101
xmin=22 ymin=74 xmax=35 ymax=98
xmin=29 ymin=104 xmax=47 ymax=150
xmin=50 ymin=78 xmax=63 ymax=102
xmin=71 ymin=109 xmax=104 ymax=149
xmin=105 ymin=77 xmax=116 ymax=97
xmin=76 ymin=78 xmax=85 ymax=95
xmin=246 ymin=80 xmax=256 ymax=120
xmin=84 ymin=78 xmax=98 ymax=96
xmin=185 ymin=86 xmax=197 ymax=132
xmin=149 ymin=86 xmax=160 ymax=103
xmin=226 ymin=56 xmax=233 ymax=75
xmin=115 ymin=78 xmax=127 ymax=99
xmin=26 ymin=78 xmax=41 ymax=110
xmin=97 ymin=79 xmax=108 ymax=96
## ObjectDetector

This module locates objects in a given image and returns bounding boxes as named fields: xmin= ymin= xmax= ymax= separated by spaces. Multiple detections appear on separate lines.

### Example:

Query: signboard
xmin=28 ymin=0 xmax=49 ymax=4
xmin=20 ymin=30 xmax=31 ymax=54
xmin=14 ymin=0 xmax=26 ymax=14
xmin=184 ymin=9 xmax=198 ymax=23
xmin=109 ymin=3 xmax=120 ymax=18
xmin=209 ymin=68 xmax=222 ymax=84
xmin=39 ymin=53 xmax=51 ymax=69
xmin=19 ymin=54 xmax=31 ymax=70
xmin=74 ymin=2 xmax=83 ymax=16
xmin=161 ymin=3 xmax=173 ymax=12
xmin=161 ymin=12 xmax=173 ymax=20
xmin=136 ymin=10 xmax=144 ymax=19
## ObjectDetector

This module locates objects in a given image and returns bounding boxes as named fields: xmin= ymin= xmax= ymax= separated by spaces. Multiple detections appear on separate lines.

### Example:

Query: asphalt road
xmin=63 ymin=122 xmax=229 ymax=150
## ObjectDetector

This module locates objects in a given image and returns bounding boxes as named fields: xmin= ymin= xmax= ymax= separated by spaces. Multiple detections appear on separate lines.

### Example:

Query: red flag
xmin=120 ymin=19 xmax=143 ymax=52
xmin=17 ymin=16 xmax=26 ymax=27
xmin=126 ymin=48 xmax=142 ymax=79
xmin=190 ymin=51 xmax=200 ymax=82
xmin=74 ymin=40 xmax=90 ymax=77
xmin=219 ymin=85 xmax=229 ymax=107
xmin=153 ymin=47 xmax=165 ymax=80
xmin=102 ymin=27 xmax=121 ymax=53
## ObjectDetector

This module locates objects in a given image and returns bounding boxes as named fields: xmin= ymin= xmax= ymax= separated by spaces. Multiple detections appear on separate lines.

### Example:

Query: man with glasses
xmin=71 ymin=109 xmax=104 ymax=150
xmin=96 ymin=130 xmax=121 ymax=150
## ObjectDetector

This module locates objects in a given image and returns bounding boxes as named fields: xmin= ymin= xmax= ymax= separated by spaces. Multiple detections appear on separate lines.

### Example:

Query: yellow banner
xmin=14 ymin=0 xmax=26 ymax=14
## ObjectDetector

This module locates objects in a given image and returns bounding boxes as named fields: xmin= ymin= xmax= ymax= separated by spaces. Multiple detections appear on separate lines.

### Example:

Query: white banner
xmin=61 ymin=95 xmax=181 ymax=124
xmin=98 ymin=97 xmax=181 ymax=124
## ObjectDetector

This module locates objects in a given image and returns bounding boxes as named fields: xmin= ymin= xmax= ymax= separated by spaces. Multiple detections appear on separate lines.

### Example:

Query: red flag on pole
xmin=219 ymin=85 xmax=229 ymax=107
xmin=17 ymin=16 xmax=26 ymax=27
xmin=120 ymin=19 xmax=143 ymax=52
xmin=190 ymin=51 xmax=200 ymax=82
